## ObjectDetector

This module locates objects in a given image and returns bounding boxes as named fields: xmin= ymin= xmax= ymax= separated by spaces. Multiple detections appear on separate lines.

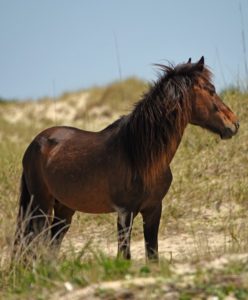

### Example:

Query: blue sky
xmin=0 ymin=0 xmax=248 ymax=100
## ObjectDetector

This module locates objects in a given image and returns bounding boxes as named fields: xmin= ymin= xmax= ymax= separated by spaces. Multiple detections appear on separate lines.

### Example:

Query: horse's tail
xmin=13 ymin=172 xmax=33 ymax=253
xmin=19 ymin=172 xmax=31 ymax=217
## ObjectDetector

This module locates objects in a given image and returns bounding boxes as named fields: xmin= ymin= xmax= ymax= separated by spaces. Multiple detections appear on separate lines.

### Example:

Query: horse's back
xmin=36 ymin=126 xmax=98 ymax=148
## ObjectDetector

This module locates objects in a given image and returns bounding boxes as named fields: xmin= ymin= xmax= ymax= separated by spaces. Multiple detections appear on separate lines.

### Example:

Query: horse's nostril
xmin=235 ymin=121 xmax=240 ymax=130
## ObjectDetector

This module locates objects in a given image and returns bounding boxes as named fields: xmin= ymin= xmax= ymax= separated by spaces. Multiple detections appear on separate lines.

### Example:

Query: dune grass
xmin=0 ymin=79 xmax=247 ymax=298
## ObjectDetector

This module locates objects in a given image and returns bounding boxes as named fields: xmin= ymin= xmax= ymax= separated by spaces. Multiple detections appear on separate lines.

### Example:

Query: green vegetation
xmin=86 ymin=77 xmax=148 ymax=110
xmin=0 ymin=78 xmax=247 ymax=299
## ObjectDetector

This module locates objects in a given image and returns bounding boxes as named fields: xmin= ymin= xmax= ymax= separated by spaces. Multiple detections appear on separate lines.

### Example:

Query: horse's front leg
xmin=117 ymin=210 xmax=135 ymax=259
xmin=141 ymin=203 xmax=162 ymax=261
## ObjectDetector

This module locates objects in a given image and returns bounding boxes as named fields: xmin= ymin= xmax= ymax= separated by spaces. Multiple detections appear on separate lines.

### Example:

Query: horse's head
xmin=190 ymin=57 xmax=239 ymax=139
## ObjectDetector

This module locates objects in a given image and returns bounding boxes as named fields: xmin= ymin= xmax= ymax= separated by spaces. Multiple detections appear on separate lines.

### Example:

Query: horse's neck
xmin=118 ymin=96 xmax=190 ymax=187
xmin=140 ymin=117 xmax=188 ymax=187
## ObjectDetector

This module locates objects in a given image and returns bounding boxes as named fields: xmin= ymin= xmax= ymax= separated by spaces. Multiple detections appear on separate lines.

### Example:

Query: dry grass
xmin=0 ymin=79 xmax=247 ymax=298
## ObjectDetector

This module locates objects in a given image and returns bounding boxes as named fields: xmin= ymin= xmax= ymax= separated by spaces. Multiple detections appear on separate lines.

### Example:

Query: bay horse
xmin=14 ymin=57 xmax=239 ymax=261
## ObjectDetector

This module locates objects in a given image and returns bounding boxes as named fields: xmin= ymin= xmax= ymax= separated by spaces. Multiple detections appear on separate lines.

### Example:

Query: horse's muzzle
xmin=221 ymin=121 xmax=239 ymax=139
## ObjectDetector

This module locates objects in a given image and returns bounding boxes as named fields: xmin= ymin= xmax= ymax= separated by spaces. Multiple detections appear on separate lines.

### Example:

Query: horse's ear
xmin=187 ymin=58 xmax=192 ymax=63
xmin=196 ymin=56 xmax=204 ymax=71
xmin=198 ymin=56 xmax=204 ymax=65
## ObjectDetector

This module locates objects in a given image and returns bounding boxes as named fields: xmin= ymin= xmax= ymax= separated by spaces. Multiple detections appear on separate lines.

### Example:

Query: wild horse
xmin=14 ymin=57 xmax=239 ymax=261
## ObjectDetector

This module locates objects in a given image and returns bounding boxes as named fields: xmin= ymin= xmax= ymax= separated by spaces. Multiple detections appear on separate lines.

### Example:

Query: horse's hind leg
xmin=25 ymin=195 xmax=54 ymax=246
xmin=117 ymin=211 xmax=135 ymax=259
xmin=51 ymin=200 xmax=75 ymax=249
xmin=14 ymin=173 xmax=54 ymax=257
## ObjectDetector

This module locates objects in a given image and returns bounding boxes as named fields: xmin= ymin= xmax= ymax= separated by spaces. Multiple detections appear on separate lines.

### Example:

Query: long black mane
xmin=119 ymin=60 xmax=212 ymax=187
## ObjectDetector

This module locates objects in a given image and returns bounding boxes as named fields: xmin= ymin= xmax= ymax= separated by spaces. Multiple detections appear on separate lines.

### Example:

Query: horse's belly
xmin=69 ymin=192 xmax=115 ymax=214
xmin=50 ymin=182 xmax=115 ymax=214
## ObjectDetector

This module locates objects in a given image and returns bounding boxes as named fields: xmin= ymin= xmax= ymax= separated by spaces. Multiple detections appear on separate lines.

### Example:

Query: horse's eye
xmin=203 ymin=83 xmax=216 ymax=96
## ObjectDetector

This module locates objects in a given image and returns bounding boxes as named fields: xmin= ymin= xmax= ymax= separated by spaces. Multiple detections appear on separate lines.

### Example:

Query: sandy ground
xmin=61 ymin=201 xmax=242 ymax=263
xmin=62 ymin=231 xmax=227 ymax=263
xmin=58 ymin=232 xmax=248 ymax=300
